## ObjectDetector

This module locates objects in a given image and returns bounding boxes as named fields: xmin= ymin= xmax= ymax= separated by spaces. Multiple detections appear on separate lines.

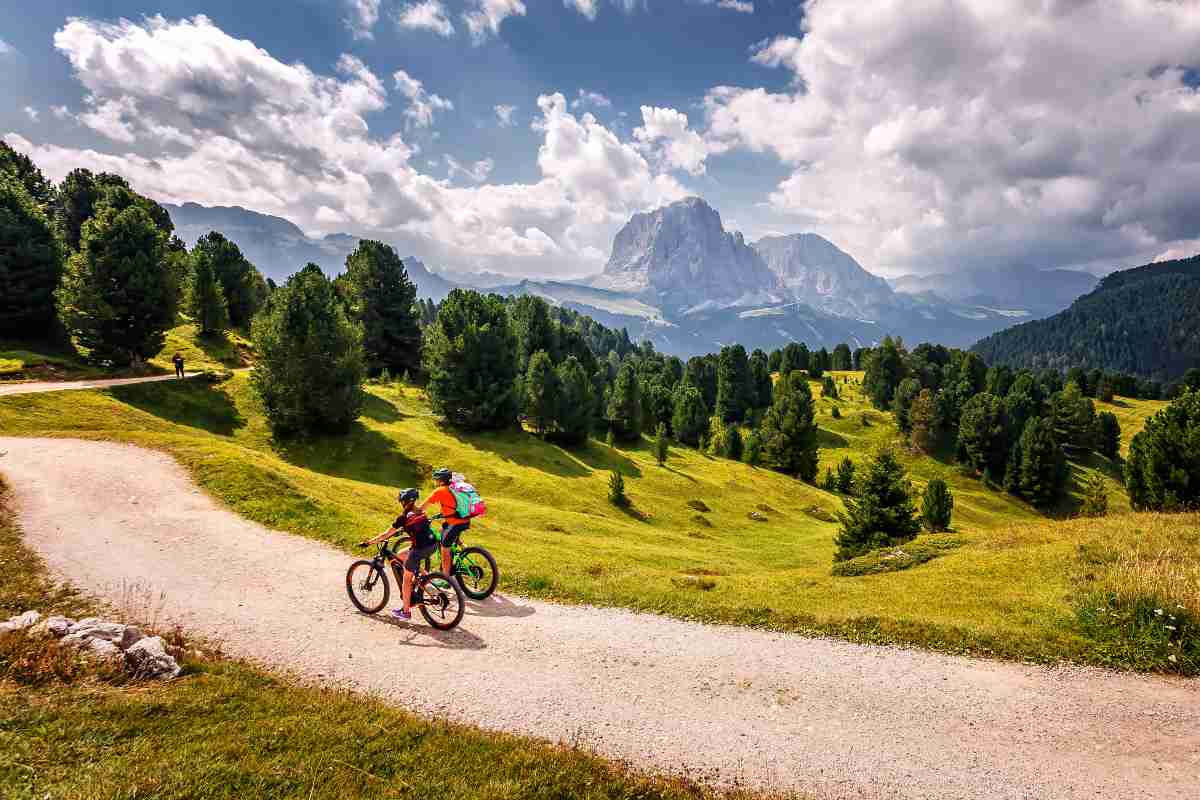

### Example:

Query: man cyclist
xmin=358 ymin=488 xmax=438 ymax=621
xmin=420 ymin=467 xmax=469 ymax=579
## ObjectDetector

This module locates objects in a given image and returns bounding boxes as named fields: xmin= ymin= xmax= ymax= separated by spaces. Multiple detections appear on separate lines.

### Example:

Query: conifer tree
xmin=671 ymin=384 xmax=708 ymax=446
xmin=654 ymin=422 xmax=669 ymax=466
xmin=749 ymin=349 xmax=773 ymax=409
xmin=862 ymin=335 xmax=907 ymax=409
xmin=1079 ymin=473 xmax=1109 ymax=518
xmin=343 ymin=240 xmax=420 ymax=376
xmin=725 ymin=425 xmax=744 ymax=461
xmin=891 ymin=377 xmax=922 ymax=434
xmin=821 ymin=375 xmax=838 ymax=399
xmin=607 ymin=470 xmax=628 ymax=507
xmin=715 ymin=344 xmax=753 ymax=422
xmin=0 ymin=140 xmax=54 ymax=207
xmin=251 ymin=264 xmax=365 ymax=437
xmin=511 ymin=294 xmax=558 ymax=374
xmin=1051 ymin=381 xmax=1096 ymax=451
xmin=185 ymin=249 xmax=229 ymax=335
xmin=524 ymin=349 xmax=560 ymax=436
xmin=957 ymin=393 xmax=1009 ymax=478
xmin=760 ymin=370 xmax=820 ymax=482
xmin=552 ymin=356 xmax=594 ymax=446
xmin=1125 ymin=389 xmax=1200 ymax=511
xmin=193 ymin=231 xmax=263 ymax=329
xmin=744 ymin=430 xmax=762 ymax=465
xmin=833 ymin=447 xmax=920 ymax=561
xmin=921 ymin=478 xmax=954 ymax=532
xmin=1017 ymin=416 xmax=1067 ymax=509
xmin=807 ymin=351 xmax=824 ymax=380
xmin=909 ymin=388 xmax=938 ymax=453
xmin=835 ymin=456 xmax=856 ymax=494
xmin=606 ymin=362 xmax=643 ymax=441
xmin=423 ymin=289 xmax=518 ymax=430
xmin=1095 ymin=411 xmax=1121 ymax=461
xmin=832 ymin=343 xmax=852 ymax=371
xmin=0 ymin=173 xmax=62 ymax=337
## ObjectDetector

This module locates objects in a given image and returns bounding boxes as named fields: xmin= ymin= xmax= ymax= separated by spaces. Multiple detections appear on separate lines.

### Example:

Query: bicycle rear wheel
xmin=416 ymin=571 xmax=465 ymax=630
xmin=346 ymin=560 xmax=389 ymax=614
xmin=455 ymin=546 xmax=499 ymax=600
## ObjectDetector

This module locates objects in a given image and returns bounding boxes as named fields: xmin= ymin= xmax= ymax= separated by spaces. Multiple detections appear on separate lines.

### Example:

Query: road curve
xmin=0 ymin=373 xmax=198 ymax=397
xmin=1 ymin=437 xmax=1197 ymax=800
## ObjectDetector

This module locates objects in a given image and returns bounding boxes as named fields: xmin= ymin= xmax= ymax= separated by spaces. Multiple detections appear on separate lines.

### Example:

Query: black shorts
xmin=440 ymin=522 xmax=469 ymax=549
xmin=403 ymin=542 xmax=438 ymax=573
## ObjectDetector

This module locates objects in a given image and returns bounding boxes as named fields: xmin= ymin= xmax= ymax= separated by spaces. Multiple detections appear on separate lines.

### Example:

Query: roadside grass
xmin=0 ymin=476 xmax=778 ymax=800
xmin=0 ymin=373 xmax=1194 ymax=672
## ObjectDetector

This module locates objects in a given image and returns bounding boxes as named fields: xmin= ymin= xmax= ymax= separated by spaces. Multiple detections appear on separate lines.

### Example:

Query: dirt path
xmin=2 ymin=437 xmax=1197 ymax=800
xmin=0 ymin=373 xmax=197 ymax=397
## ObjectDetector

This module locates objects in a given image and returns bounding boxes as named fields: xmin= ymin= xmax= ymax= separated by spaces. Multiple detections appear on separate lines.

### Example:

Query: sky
xmin=2 ymin=0 xmax=1200 ymax=281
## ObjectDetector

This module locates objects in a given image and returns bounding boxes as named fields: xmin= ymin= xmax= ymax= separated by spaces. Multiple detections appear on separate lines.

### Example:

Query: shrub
xmin=744 ymin=431 xmax=762 ymax=465
xmin=822 ymin=468 xmax=837 ymax=493
xmin=607 ymin=470 xmax=628 ymax=508
xmin=1079 ymin=473 xmax=1109 ymax=518
xmin=831 ymin=538 xmax=962 ymax=577
xmin=921 ymin=478 xmax=954 ymax=532
xmin=724 ymin=425 xmax=743 ymax=461
xmin=251 ymin=264 xmax=365 ymax=437
xmin=833 ymin=447 xmax=920 ymax=561
xmin=831 ymin=405 xmax=841 ymax=419
xmin=821 ymin=376 xmax=838 ymax=399
xmin=654 ymin=422 xmax=669 ymax=466
xmin=835 ymin=457 xmax=856 ymax=494
xmin=1125 ymin=389 xmax=1200 ymax=511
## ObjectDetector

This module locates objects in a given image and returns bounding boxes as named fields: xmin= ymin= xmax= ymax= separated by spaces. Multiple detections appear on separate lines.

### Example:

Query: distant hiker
xmin=172 ymin=352 xmax=185 ymax=379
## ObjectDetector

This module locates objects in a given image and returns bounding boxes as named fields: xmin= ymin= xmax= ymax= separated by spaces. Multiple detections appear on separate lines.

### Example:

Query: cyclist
xmin=358 ymin=488 xmax=438 ymax=621
xmin=420 ymin=467 xmax=469 ymax=578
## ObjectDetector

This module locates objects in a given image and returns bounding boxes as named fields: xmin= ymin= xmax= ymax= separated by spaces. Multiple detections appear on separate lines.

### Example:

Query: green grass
xmin=0 ymin=372 xmax=1194 ymax=671
xmin=0 ymin=476 xmax=774 ymax=800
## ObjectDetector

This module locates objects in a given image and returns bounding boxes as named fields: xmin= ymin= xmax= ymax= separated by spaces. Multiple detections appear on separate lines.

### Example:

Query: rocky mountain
xmin=164 ymin=202 xmax=458 ymax=300
xmin=972 ymin=255 xmax=1200 ymax=381
xmin=592 ymin=197 xmax=779 ymax=311
xmin=753 ymin=233 xmax=895 ymax=318
xmin=891 ymin=265 xmax=1098 ymax=317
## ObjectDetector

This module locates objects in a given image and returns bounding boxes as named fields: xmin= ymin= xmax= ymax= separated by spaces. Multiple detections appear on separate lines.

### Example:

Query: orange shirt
xmin=424 ymin=485 xmax=465 ymax=525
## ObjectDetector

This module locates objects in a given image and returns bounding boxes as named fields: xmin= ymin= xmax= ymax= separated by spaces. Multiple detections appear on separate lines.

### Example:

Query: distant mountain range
xmin=972 ymin=255 xmax=1200 ymax=381
xmin=165 ymin=198 xmax=1101 ymax=358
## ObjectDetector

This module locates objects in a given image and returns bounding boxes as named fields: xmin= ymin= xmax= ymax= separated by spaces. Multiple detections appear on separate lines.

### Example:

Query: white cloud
xmin=445 ymin=155 xmax=495 ymax=182
xmin=716 ymin=0 xmax=753 ymax=12
xmin=634 ymin=106 xmax=709 ymax=175
xmin=23 ymin=107 xmax=39 ymax=122
xmin=571 ymin=89 xmax=612 ymax=110
xmin=396 ymin=1 xmax=456 ymax=36
xmin=15 ymin=15 xmax=686 ymax=279
xmin=393 ymin=70 xmax=453 ymax=128
xmin=344 ymin=0 xmax=381 ymax=40
xmin=0 ymin=39 xmax=15 ymax=56
xmin=703 ymin=0 xmax=1200 ymax=275
xmin=494 ymin=104 xmax=518 ymax=127
xmin=51 ymin=106 xmax=72 ymax=120
xmin=462 ymin=0 xmax=526 ymax=44
xmin=565 ymin=0 xmax=599 ymax=20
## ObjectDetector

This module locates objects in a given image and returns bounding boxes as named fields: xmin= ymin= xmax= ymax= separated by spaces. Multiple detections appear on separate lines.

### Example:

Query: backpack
xmin=449 ymin=473 xmax=487 ymax=518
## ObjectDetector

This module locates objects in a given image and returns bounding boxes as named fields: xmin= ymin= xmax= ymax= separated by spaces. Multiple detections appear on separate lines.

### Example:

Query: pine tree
xmin=55 ymin=192 xmax=175 ymax=366
xmin=0 ymin=140 xmax=55 ymax=207
xmin=192 ymin=231 xmax=262 ymax=329
xmin=862 ymin=335 xmax=907 ymax=409
xmin=654 ymin=422 xmax=669 ymax=466
xmin=823 ymin=468 xmax=838 ymax=493
xmin=715 ymin=344 xmax=752 ymax=423
xmin=909 ymin=388 xmax=938 ymax=453
xmin=683 ymin=355 xmax=718 ymax=410
xmin=671 ymin=384 xmax=708 ymax=446
xmin=250 ymin=264 xmax=365 ymax=437
xmin=0 ymin=173 xmax=62 ymax=337
xmin=607 ymin=470 xmax=628 ymax=507
xmin=760 ymin=370 xmax=820 ymax=482
xmin=832 ymin=343 xmax=852 ymax=371
xmin=835 ymin=456 xmax=856 ymax=494
xmin=1125 ymin=389 xmax=1200 ymax=511
xmin=821 ymin=375 xmax=838 ymax=399
xmin=921 ymin=479 xmax=954 ymax=532
xmin=807 ymin=352 xmax=824 ymax=380
xmin=749 ymin=349 xmax=773 ymax=410
xmin=833 ymin=447 xmax=921 ymax=561
xmin=524 ymin=349 xmax=560 ymax=436
xmin=185 ymin=249 xmax=229 ymax=335
xmin=343 ymin=240 xmax=420 ymax=376
xmin=511 ymin=294 xmax=558 ymax=374
xmin=957 ymin=393 xmax=1009 ymax=478
xmin=891 ymin=377 xmax=922 ymax=434
xmin=606 ymin=362 xmax=643 ymax=441
xmin=1017 ymin=416 xmax=1067 ymax=509
xmin=1051 ymin=382 xmax=1096 ymax=451
xmin=725 ymin=425 xmax=744 ymax=461
xmin=423 ymin=289 xmax=518 ymax=430
xmin=744 ymin=430 xmax=762 ymax=465
xmin=54 ymin=169 xmax=129 ymax=251
xmin=553 ymin=356 xmax=594 ymax=446
xmin=1095 ymin=411 xmax=1121 ymax=461
xmin=1079 ymin=473 xmax=1109 ymax=518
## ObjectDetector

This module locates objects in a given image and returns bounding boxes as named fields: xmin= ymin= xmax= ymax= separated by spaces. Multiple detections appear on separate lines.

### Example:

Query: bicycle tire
xmin=455 ymin=546 xmax=499 ymax=600
xmin=416 ymin=571 xmax=465 ymax=630
xmin=346 ymin=560 xmax=389 ymax=614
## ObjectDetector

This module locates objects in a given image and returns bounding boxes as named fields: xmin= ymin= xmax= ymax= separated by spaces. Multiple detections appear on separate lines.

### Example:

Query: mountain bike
xmin=346 ymin=538 xmax=465 ymax=630
xmin=426 ymin=519 xmax=499 ymax=600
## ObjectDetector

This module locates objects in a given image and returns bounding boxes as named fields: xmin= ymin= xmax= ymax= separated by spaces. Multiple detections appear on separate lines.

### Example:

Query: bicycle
xmin=346 ymin=538 xmax=465 ymax=630
xmin=426 ymin=517 xmax=499 ymax=601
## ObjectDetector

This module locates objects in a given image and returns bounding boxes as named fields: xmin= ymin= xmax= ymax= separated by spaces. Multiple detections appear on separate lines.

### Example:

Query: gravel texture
xmin=2 ymin=436 xmax=1197 ymax=799
xmin=0 ymin=373 xmax=196 ymax=397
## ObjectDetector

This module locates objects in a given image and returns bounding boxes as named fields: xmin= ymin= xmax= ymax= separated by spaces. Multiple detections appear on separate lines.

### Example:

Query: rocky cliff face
xmin=752 ymin=233 xmax=896 ymax=319
xmin=593 ymin=197 xmax=779 ymax=312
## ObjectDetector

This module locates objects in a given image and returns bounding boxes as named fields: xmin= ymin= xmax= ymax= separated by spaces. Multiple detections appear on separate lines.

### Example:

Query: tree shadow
xmin=359 ymin=392 xmax=407 ymax=423
xmin=357 ymin=612 xmax=488 ymax=650
xmin=107 ymin=380 xmax=245 ymax=436
xmin=437 ymin=426 xmax=641 ymax=479
xmin=818 ymin=428 xmax=850 ymax=449
xmin=273 ymin=421 xmax=423 ymax=488
xmin=662 ymin=464 xmax=698 ymax=482
xmin=193 ymin=330 xmax=249 ymax=368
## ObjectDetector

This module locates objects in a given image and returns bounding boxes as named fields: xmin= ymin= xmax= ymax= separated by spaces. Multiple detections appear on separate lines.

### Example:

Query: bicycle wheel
xmin=455 ymin=546 xmax=499 ymax=600
xmin=416 ymin=571 xmax=465 ymax=630
xmin=346 ymin=560 xmax=389 ymax=614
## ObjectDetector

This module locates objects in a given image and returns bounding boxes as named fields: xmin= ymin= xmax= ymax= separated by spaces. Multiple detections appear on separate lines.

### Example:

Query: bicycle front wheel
xmin=346 ymin=560 xmax=389 ymax=614
xmin=416 ymin=571 xmax=465 ymax=630
xmin=455 ymin=546 xmax=499 ymax=600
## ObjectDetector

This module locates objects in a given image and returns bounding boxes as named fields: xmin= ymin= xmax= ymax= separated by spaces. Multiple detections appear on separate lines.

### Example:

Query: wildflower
xmin=1165 ymin=625 xmax=1176 ymax=631
xmin=1168 ymin=655 xmax=1177 ymax=663
xmin=1154 ymin=608 xmax=1163 ymax=616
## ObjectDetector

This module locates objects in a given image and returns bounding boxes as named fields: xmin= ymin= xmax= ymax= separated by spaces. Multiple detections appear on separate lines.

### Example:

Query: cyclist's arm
xmin=359 ymin=525 xmax=401 ymax=546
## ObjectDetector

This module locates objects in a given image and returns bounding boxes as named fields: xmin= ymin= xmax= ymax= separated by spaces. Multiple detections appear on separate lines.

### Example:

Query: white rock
xmin=66 ymin=618 xmax=128 ymax=643
xmin=45 ymin=616 xmax=74 ymax=637
xmin=124 ymin=636 xmax=181 ymax=679
xmin=7 ymin=610 xmax=41 ymax=629
xmin=86 ymin=638 xmax=122 ymax=660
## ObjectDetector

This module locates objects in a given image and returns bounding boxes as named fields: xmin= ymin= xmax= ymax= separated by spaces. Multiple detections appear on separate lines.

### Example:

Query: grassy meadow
xmin=1 ymin=369 xmax=1194 ymax=672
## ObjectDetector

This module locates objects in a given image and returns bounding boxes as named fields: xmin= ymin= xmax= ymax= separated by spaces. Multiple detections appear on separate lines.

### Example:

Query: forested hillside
xmin=972 ymin=255 xmax=1200 ymax=381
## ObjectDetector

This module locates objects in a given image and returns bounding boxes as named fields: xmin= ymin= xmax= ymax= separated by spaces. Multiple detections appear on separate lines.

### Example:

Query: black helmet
xmin=397 ymin=487 xmax=419 ymax=504
xmin=432 ymin=467 xmax=452 ymax=483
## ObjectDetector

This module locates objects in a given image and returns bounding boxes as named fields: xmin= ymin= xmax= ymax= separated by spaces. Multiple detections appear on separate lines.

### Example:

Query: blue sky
xmin=3 ymin=1 xmax=1199 ymax=280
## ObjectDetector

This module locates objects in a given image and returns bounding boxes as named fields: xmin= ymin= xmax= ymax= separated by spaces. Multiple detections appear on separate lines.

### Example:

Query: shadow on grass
xmin=193 ymin=331 xmax=246 ymax=368
xmin=662 ymin=464 xmax=698 ymax=482
xmin=273 ymin=422 xmax=424 ymax=488
xmin=108 ymin=380 xmax=245 ymax=436
xmin=359 ymin=392 xmax=407 ymax=423
xmin=438 ymin=425 xmax=642 ymax=479
xmin=818 ymin=428 xmax=850 ymax=449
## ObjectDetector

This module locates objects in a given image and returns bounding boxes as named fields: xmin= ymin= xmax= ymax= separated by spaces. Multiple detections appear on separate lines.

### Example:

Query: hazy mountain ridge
xmin=891 ymin=265 xmax=1098 ymax=316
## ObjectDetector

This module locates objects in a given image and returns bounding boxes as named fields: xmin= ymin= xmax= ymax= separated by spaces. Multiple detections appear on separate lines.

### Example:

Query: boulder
xmin=124 ymin=636 xmax=181 ymax=679
xmin=86 ymin=638 xmax=122 ymax=660
xmin=0 ymin=610 xmax=42 ymax=634
xmin=119 ymin=625 xmax=144 ymax=651
xmin=65 ymin=618 xmax=128 ymax=643
xmin=44 ymin=616 xmax=74 ymax=637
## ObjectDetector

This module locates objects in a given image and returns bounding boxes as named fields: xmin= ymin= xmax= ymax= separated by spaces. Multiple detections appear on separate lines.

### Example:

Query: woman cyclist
xmin=420 ymin=467 xmax=469 ymax=578
xmin=358 ymin=488 xmax=438 ymax=621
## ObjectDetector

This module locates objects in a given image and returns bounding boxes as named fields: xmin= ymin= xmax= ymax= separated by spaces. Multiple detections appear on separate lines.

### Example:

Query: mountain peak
xmin=751 ymin=232 xmax=894 ymax=318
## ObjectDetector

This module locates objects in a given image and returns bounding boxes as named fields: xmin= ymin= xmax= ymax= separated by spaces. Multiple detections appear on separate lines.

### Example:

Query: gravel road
xmin=2 ymin=437 xmax=1197 ymax=799
xmin=0 ymin=373 xmax=196 ymax=397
